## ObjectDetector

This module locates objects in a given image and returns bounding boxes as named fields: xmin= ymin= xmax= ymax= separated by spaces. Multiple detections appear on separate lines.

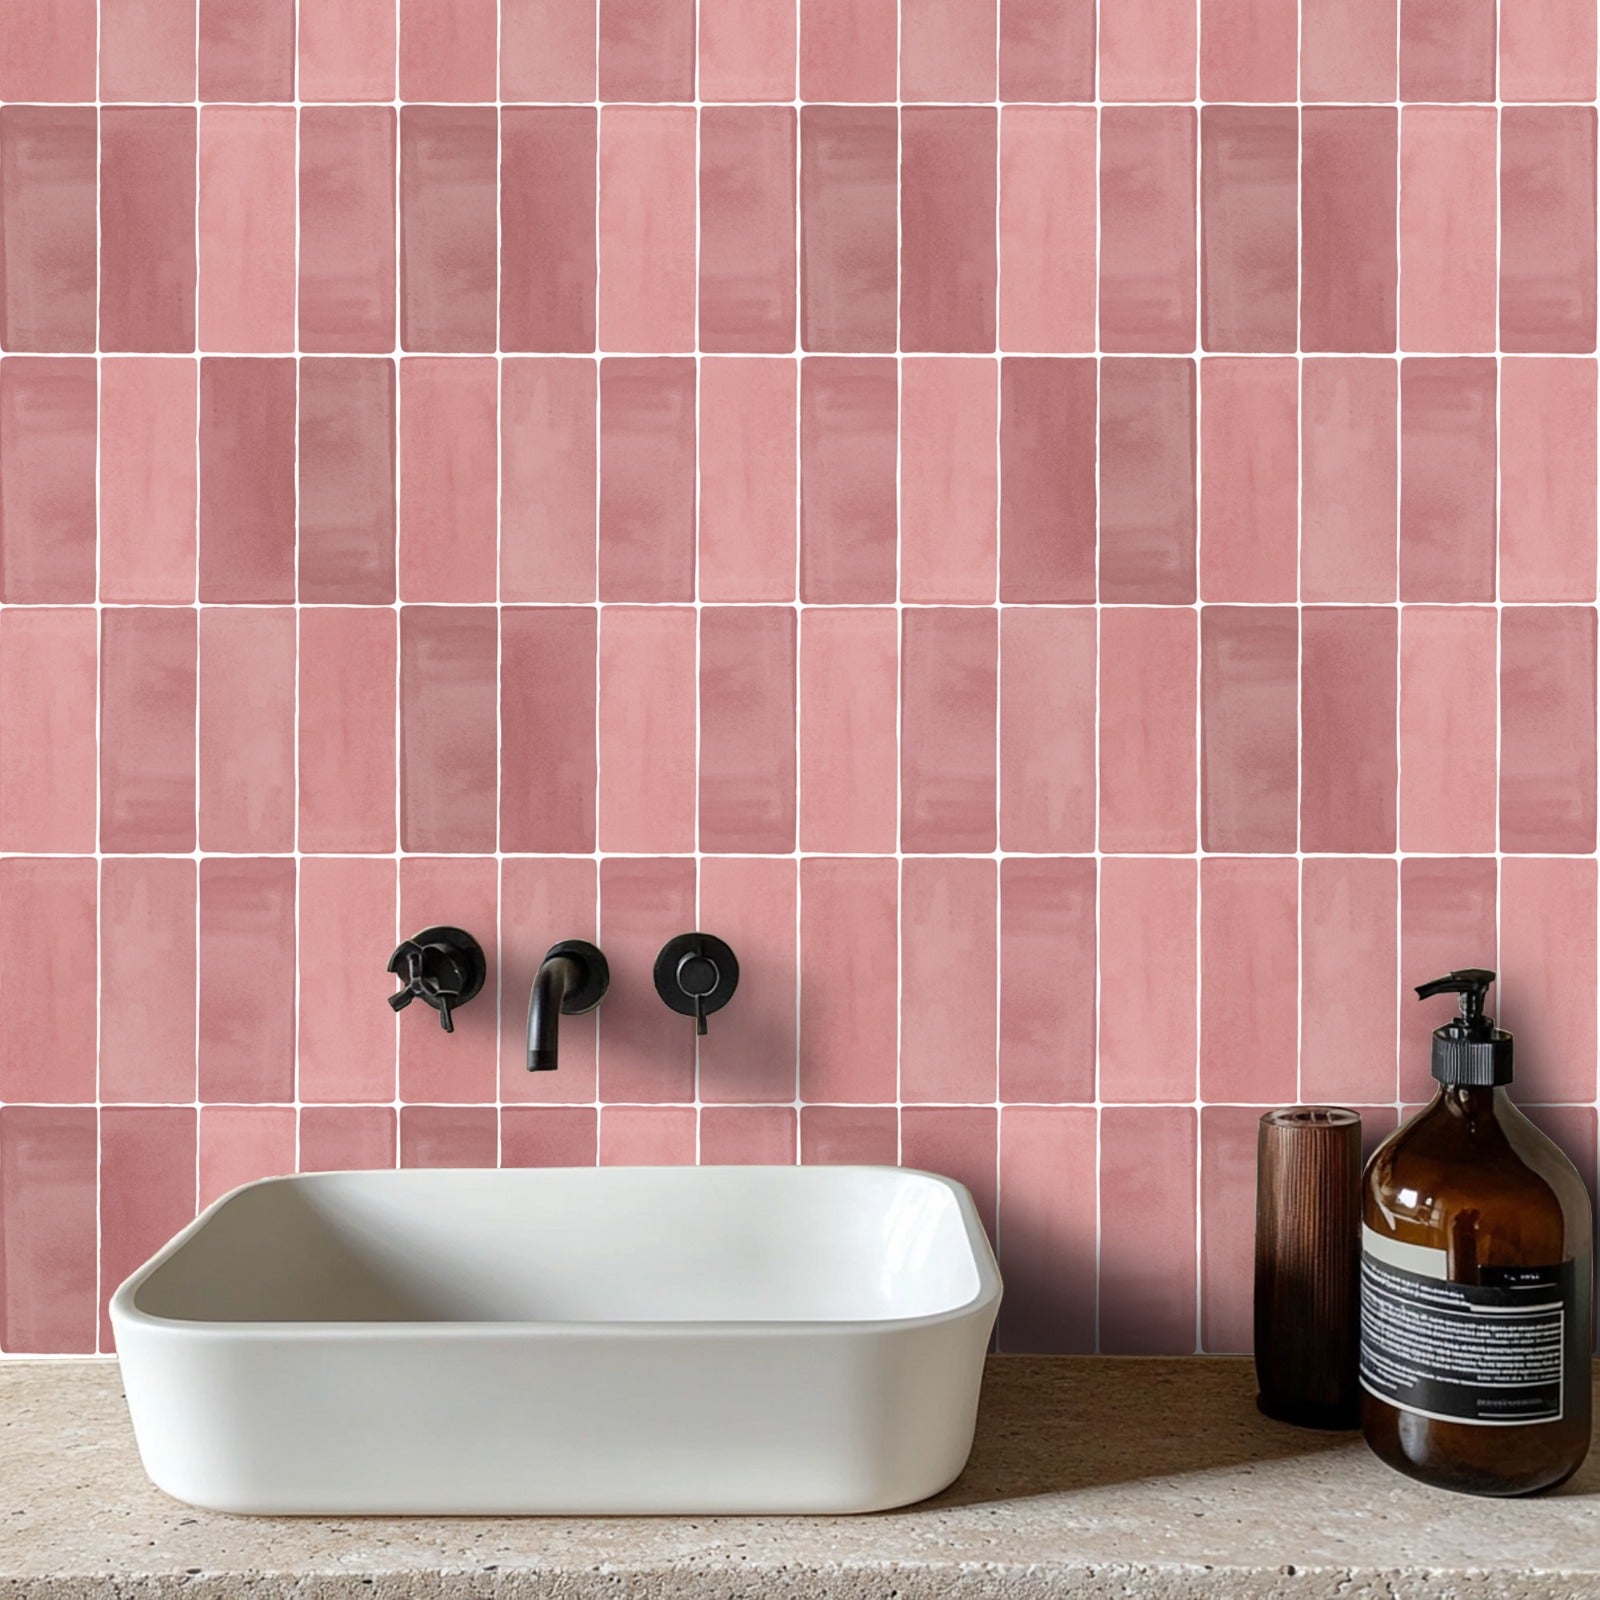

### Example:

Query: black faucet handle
xmin=654 ymin=933 xmax=738 ymax=1037
xmin=387 ymin=926 xmax=486 ymax=1034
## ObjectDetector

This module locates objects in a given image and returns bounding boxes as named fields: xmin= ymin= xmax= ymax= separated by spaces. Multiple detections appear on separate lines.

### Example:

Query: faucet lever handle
xmin=387 ymin=926 xmax=485 ymax=1034
xmin=655 ymin=934 xmax=739 ymax=1037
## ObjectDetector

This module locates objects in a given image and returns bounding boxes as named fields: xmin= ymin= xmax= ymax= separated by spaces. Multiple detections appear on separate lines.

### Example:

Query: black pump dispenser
xmin=1415 ymin=967 xmax=1513 ymax=1086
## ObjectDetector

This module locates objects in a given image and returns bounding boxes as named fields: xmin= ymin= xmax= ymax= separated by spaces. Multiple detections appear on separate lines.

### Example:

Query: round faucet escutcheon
xmin=654 ymin=933 xmax=739 ymax=1037
xmin=387 ymin=926 xmax=487 ymax=1034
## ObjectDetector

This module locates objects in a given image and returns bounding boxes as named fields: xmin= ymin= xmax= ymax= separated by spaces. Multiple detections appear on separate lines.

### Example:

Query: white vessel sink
xmin=112 ymin=1164 xmax=1001 ymax=1515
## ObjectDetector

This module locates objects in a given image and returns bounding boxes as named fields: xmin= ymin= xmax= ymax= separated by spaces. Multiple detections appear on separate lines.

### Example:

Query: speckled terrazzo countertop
xmin=4 ymin=1357 xmax=1599 ymax=1600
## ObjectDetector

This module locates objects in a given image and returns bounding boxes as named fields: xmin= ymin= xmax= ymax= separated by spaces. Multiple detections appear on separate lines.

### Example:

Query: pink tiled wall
xmin=0 ymin=0 xmax=1596 ymax=1358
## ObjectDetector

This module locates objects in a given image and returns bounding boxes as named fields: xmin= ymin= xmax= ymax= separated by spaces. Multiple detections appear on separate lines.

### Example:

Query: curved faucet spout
xmin=525 ymin=940 xmax=610 ymax=1071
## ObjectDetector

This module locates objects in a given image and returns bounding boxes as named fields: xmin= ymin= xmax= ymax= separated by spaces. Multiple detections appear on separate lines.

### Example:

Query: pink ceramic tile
xmin=1199 ymin=858 xmax=1298 ymax=1103
xmin=399 ymin=0 xmax=496 ymax=100
xmin=1301 ymin=0 xmax=1394 ymax=99
xmin=700 ymin=1107 xmax=797 ymax=1165
xmin=0 ymin=358 xmax=96 ymax=603
xmin=1400 ymin=607 xmax=1497 ymax=854
xmin=901 ymin=859 xmax=998 ymax=1104
xmin=1200 ymin=108 xmax=1295 ymax=354
xmin=99 ymin=609 xmax=197 ymax=855
xmin=100 ymin=358 xmax=197 ymax=604
xmin=999 ymin=608 xmax=1095 ymax=854
xmin=198 ymin=358 xmax=296 ymax=604
xmin=1400 ymin=0 xmax=1494 ymax=100
xmin=299 ymin=108 xmax=396 ymax=354
xmin=1401 ymin=858 xmax=1496 ymax=1099
xmin=0 ymin=108 xmax=96 ymax=352
xmin=800 ymin=1105 xmax=899 ymax=1165
xmin=298 ymin=0 xmax=394 ymax=100
xmin=100 ymin=109 xmax=196 ymax=353
xmin=1500 ymin=0 xmax=1596 ymax=102
xmin=597 ymin=607 xmax=696 ymax=853
xmin=1501 ymin=858 xmax=1598 ymax=1103
xmin=901 ymin=0 xmax=996 ymax=99
xmin=901 ymin=358 xmax=997 ymax=604
xmin=699 ymin=358 xmax=797 ymax=603
xmin=999 ymin=108 xmax=1096 ymax=354
xmin=999 ymin=860 xmax=1096 ymax=1104
xmin=0 ymin=0 xmax=95 ymax=100
xmin=999 ymin=1107 xmax=1096 ymax=1353
xmin=99 ymin=1108 xmax=195 ymax=1349
xmin=1199 ymin=358 xmax=1296 ymax=602
xmin=598 ymin=358 xmax=696 ymax=601
xmin=501 ymin=1106 xmax=598 ymax=1167
xmin=502 ymin=359 xmax=597 ymax=603
xmin=998 ymin=358 xmax=1096 ymax=602
xmin=799 ymin=107 xmax=897 ymax=355
xmin=399 ymin=357 xmax=498 ymax=603
xmin=1400 ymin=110 xmax=1496 ymax=355
xmin=0 ymin=859 xmax=95 ymax=1102
xmin=400 ymin=108 xmax=497 ymax=354
xmin=299 ymin=1106 xmax=396 ymax=1172
xmin=1099 ymin=0 xmax=1195 ymax=100
xmin=1301 ymin=110 xmax=1398 ymax=355
xmin=1199 ymin=605 xmax=1297 ymax=853
xmin=298 ymin=608 xmax=396 ymax=853
xmin=400 ymin=1106 xmax=498 ymax=1170
xmin=799 ymin=358 xmax=898 ymax=602
xmin=199 ymin=859 xmax=296 ymax=1104
xmin=799 ymin=858 xmax=898 ymax=1104
xmin=103 ymin=0 xmax=195 ymax=98
xmin=502 ymin=0 xmax=595 ymax=99
xmin=1500 ymin=607 xmax=1598 ymax=853
xmin=0 ymin=1108 xmax=96 ymax=1354
xmin=1100 ymin=607 xmax=1197 ymax=853
xmin=1300 ymin=359 xmax=1398 ymax=602
xmin=901 ymin=609 xmax=998 ymax=854
xmin=1098 ymin=858 xmax=1197 ymax=1102
xmin=600 ymin=1106 xmax=697 ymax=1166
xmin=100 ymin=860 xmax=196 ymax=1104
xmin=700 ymin=0 xmax=795 ymax=99
xmin=1301 ymin=608 xmax=1398 ymax=853
xmin=1099 ymin=359 xmax=1196 ymax=603
xmin=1301 ymin=858 xmax=1398 ymax=1105
xmin=0 ymin=609 xmax=96 ymax=853
xmin=1198 ymin=1105 xmax=1257 ymax=1354
xmin=297 ymin=858 xmax=396 ymax=1105
xmin=901 ymin=109 xmax=998 ymax=355
xmin=501 ymin=607 xmax=598 ymax=853
xmin=901 ymin=1107 xmax=997 ymax=1241
xmin=1500 ymin=108 xmax=1598 ymax=355
xmin=298 ymin=359 xmax=395 ymax=604
xmin=199 ymin=1107 xmax=295 ymax=1210
xmin=1000 ymin=0 xmax=1095 ymax=99
xmin=1200 ymin=0 xmax=1294 ymax=99
xmin=598 ymin=107 xmax=696 ymax=354
xmin=597 ymin=858 xmax=696 ymax=1104
xmin=698 ymin=858 xmax=798 ymax=1106
xmin=799 ymin=609 xmax=898 ymax=855
xmin=501 ymin=109 xmax=597 ymax=355
xmin=199 ymin=0 xmax=294 ymax=99
xmin=1501 ymin=359 xmax=1597 ymax=603
xmin=1099 ymin=1106 xmax=1197 ymax=1354
xmin=1100 ymin=108 xmax=1196 ymax=354
xmin=700 ymin=108 xmax=796 ymax=355
xmin=600 ymin=0 xmax=695 ymax=99
xmin=198 ymin=108 xmax=295 ymax=354
xmin=198 ymin=608 xmax=295 ymax=854
xmin=800 ymin=0 xmax=896 ymax=100
xmin=399 ymin=607 xmax=498 ymax=853
xmin=699 ymin=607 xmax=797 ymax=853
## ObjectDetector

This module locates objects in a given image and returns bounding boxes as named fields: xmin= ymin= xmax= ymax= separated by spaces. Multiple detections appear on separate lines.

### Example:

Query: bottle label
xmin=1359 ymin=1225 xmax=1574 ymax=1427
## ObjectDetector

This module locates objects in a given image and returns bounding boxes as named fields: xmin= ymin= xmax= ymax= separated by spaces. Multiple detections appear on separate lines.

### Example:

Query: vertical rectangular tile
xmin=901 ymin=108 xmax=997 ymax=355
xmin=298 ymin=0 xmax=395 ymax=100
xmin=800 ymin=0 xmax=897 ymax=101
xmin=198 ymin=858 xmax=296 ymax=1104
xmin=1000 ymin=861 xmax=1096 ymax=1104
xmin=0 ymin=610 xmax=96 ymax=853
xmin=1400 ymin=0 xmax=1495 ymax=100
xmin=799 ymin=608 xmax=898 ymax=855
xmin=398 ymin=1108 xmax=496 ymax=1171
xmin=901 ymin=608 xmax=998 ymax=854
xmin=1000 ymin=0 xmax=1096 ymax=100
xmin=801 ymin=1105 xmax=899 ymax=1165
xmin=901 ymin=358 xmax=997 ymax=603
xmin=298 ymin=608 xmax=396 ymax=853
xmin=902 ymin=0 xmax=997 ymax=99
xmin=99 ymin=1108 xmax=195 ymax=1350
xmin=1501 ymin=359 xmax=1597 ymax=603
xmin=799 ymin=357 xmax=897 ymax=603
xmin=901 ymin=860 xmax=998 ymax=1103
xmin=998 ymin=357 xmax=1096 ymax=602
xmin=700 ymin=1107 xmax=798 ymax=1164
xmin=100 ymin=108 xmax=196 ymax=354
xmin=1301 ymin=607 xmax=1399 ymax=854
xmin=600 ymin=1106 xmax=697 ymax=1165
xmin=1301 ymin=109 xmax=1397 ymax=354
xmin=299 ymin=1106 xmax=396 ymax=1172
xmin=0 ymin=108 xmax=96 ymax=352
xmin=100 ymin=609 xmax=197 ymax=854
xmin=501 ymin=0 xmax=596 ymax=99
xmin=501 ymin=606 xmax=598 ymax=853
xmin=0 ymin=858 xmax=96 ymax=1102
xmin=0 ymin=0 xmax=96 ymax=100
xmin=1199 ymin=1105 xmax=1257 ymax=1353
xmin=1200 ymin=0 xmax=1295 ymax=100
xmin=599 ymin=0 xmax=695 ymax=99
xmin=103 ymin=0 xmax=196 ymax=99
xmin=1100 ymin=607 xmax=1198 ymax=853
xmin=299 ymin=107 xmax=396 ymax=354
xmin=1000 ymin=608 xmax=1096 ymax=854
xmin=1500 ymin=607 xmax=1598 ymax=854
xmin=1099 ymin=861 xmax=1196 ymax=1102
xmin=501 ymin=108 xmax=597 ymax=355
xmin=399 ymin=107 xmax=498 ymax=354
xmin=199 ymin=0 xmax=295 ymax=100
xmin=1500 ymin=0 xmax=1596 ymax=102
xmin=1199 ymin=606 xmax=1298 ymax=853
xmin=902 ymin=1107 xmax=998 ymax=1241
xmin=399 ymin=0 xmax=497 ymax=100
xmin=199 ymin=1106 xmax=296 ymax=1208
xmin=1099 ymin=0 xmax=1195 ymax=100
xmin=699 ymin=0 xmax=795 ymax=100
xmin=502 ymin=359 xmax=597 ymax=603
xmin=699 ymin=607 xmax=797 ymax=853
xmin=1302 ymin=0 xmax=1395 ymax=101
xmin=598 ymin=357 xmax=696 ymax=602
xmin=198 ymin=357 xmax=296 ymax=604
xmin=1401 ymin=858 xmax=1496 ymax=1098
xmin=399 ymin=606 xmax=499 ymax=853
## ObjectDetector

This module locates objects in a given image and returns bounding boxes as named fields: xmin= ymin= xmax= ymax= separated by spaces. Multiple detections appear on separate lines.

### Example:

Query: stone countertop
xmin=4 ymin=1358 xmax=1598 ymax=1600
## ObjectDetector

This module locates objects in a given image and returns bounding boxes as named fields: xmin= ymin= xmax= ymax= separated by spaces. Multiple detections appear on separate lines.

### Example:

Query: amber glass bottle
xmin=1361 ymin=970 xmax=1593 ymax=1496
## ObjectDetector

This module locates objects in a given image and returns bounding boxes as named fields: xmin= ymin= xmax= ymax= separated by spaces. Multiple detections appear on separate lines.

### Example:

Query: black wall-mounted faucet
xmin=527 ymin=940 xmax=609 ymax=1071
xmin=387 ymin=927 xmax=486 ymax=1033
xmin=654 ymin=932 xmax=739 ymax=1036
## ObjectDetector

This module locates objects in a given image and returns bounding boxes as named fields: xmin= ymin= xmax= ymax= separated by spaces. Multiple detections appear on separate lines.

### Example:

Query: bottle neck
xmin=1435 ymin=1082 xmax=1510 ymax=1130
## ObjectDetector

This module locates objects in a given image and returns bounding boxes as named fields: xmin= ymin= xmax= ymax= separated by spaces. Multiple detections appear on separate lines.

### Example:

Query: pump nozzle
xmin=1415 ymin=968 xmax=1512 ymax=1086
xmin=1415 ymin=968 xmax=1496 ymax=1031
